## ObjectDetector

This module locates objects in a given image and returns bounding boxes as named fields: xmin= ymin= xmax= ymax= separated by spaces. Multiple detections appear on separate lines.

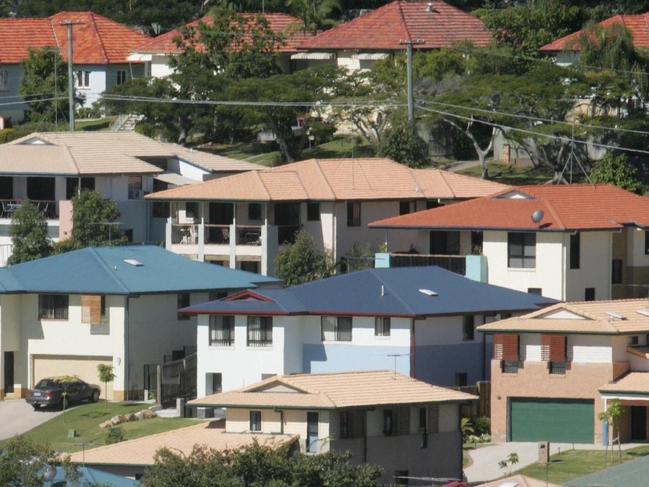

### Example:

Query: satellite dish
xmin=531 ymin=210 xmax=544 ymax=224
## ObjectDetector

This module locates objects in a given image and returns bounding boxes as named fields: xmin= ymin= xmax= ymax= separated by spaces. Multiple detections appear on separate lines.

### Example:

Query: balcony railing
xmin=0 ymin=199 xmax=58 ymax=219
xmin=237 ymin=225 xmax=262 ymax=246
xmin=390 ymin=253 xmax=466 ymax=275
xmin=205 ymin=224 xmax=230 ymax=245
xmin=171 ymin=223 xmax=199 ymax=245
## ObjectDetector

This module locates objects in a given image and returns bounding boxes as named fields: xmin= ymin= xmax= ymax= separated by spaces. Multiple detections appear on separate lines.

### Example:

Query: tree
xmin=70 ymin=191 xmax=125 ymax=249
xmin=598 ymin=399 xmax=624 ymax=462
xmin=497 ymin=452 xmax=519 ymax=476
xmin=286 ymin=0 xmax=342 ymax=32
xmin=8 ymin=200 xmax=52 ymax=265
xmin=274 ymin=231 xmax=334 ymax=286
xmin=142 ymin=442 xmax=381 ymax=487
xmin=378 ymin=120 xmax=429 ymax=168
xmin=19 ymin=47 xmax=70 ymax=124
xmin=97 ymin=364 xmax=115 ymax=406
xmin=590 ymin=153 xmax=642 ymax=192
xmin=0 ymin=437 xmax=68 ymax=487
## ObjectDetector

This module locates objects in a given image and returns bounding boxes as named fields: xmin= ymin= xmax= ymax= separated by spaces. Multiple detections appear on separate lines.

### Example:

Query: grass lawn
xmin=517 ymin=445 xmax=649 ymax=485
xmin=76 ymin=117 xmax=114 ymax=131
xmin=457 ymin=162 xmax=557 ymax=186
xmin=16 ymin=402 xmax=201 ymax=453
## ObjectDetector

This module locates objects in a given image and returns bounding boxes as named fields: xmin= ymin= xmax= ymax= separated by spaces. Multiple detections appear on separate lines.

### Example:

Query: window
xmin=399 ymin=201 xmax=411 ymax=215
xmin=240 ymin=261 xmax=260 ymax=274
xmin=347 ymin=201 xmax=361 ymax=227
xmin=124 ymin=229 xmax=133 ymax=242
xmin=185 ymin=202 xmax=198 ymax=219
xmin=541 ymin=335 xmax=568 ymax=375
xmin=494 ymin=334 xmax=520 ymax=373
xmin=383 ymin=409 xmax=394 ymax=436
xmin=38 ymin=295 xmax=69 ymax=320
xmin=152 ymin=202 xmax=170 ymax=218
xmin=455 ymin=372 xmax=468 ymax=387
xmin=426 ymin=200 xmax=440 ymax=209
xmin=177 ymin=293 xmax=190 ymax=320
xmin=570 ymin=233 xmax=580 ymax=269
xmin=247 ymin=316 xmax=272 ymax=346
xmin=429 ymin=231 xmax=460 ymax=255
xmin=248 ymin=203 xmax=262 ymax=221
xmin=338 ymin=410 xmax=364 ymax=439
xmin=585 ymin=288 xmax=595 ymax=301
xmin=508 ymin=232 xmax=536 ymax=268
xmin=116 ymin=70 xmax=127 ymax=85
xmin=321 ymin=316 xmax=352 ymax=342
xmin=307 ymin=202 xmax=320 ymax=221
xmin=339 ymin=411 xmax=352 ymax=438
xmin=209 ymin=316 xmax=234 ymax=346
xmin=128 ymin=176 xmax=143 ymax=200
xmin=0 ymin=70 xmax=8 ymax=92
xmin=375 ymin=317 xmax=391 ymax=337
xmin=100 ymin=295 xmax=107 ymax=318
xmin=527 ymin=288 xmax=542 ymax=295
xmin=209 ymin=291 xmax=227 ymax=301
xmin=630 ymin=335 xmax=639 ymax=346
xmin=471 ymin=231 xmax=483 ymax=254
xmin=462 ymin=316 xmax=475 ymax=341
xmin=612 ymin=259 xmax=623 ymax=284
xmin=66 ymin=177 xmax=95 ymax=200
xmin=249 ymin=411 xmax=262 ymax=432
xmin=645 ymin=231 xmax=649 ymax=255
xmin=75 ymin=70 xmax=90 ymax=88
xmin=207 ymin=372 xmax=222 ymax=394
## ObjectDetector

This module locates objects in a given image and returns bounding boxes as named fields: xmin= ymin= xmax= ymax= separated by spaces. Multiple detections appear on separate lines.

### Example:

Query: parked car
xmin=26 ymin=377 xmax=100 ymax=410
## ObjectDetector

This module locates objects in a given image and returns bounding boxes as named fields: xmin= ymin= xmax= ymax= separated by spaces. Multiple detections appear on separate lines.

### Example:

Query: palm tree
xmin=287 ymin=0 xmax=342 ymax=32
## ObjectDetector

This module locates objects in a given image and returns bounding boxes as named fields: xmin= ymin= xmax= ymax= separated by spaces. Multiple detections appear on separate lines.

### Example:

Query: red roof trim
xmin=224 ymin=289 xmax=274 ymax=303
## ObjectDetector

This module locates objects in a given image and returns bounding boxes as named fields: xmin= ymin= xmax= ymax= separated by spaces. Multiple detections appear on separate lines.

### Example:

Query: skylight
xmin=123 ymin=259 xmax=143 ymax=267
xmin=606 ymin=311 xmax=626 ymax=321
xmin=418 ymin=289 xmax=438 ymax=297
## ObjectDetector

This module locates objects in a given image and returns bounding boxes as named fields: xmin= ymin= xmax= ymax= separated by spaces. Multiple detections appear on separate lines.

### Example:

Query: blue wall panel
xmin=303 ymin=344 xmax=411 ymax=375
xmin=414 ymin=342 xmax=491 ymax=387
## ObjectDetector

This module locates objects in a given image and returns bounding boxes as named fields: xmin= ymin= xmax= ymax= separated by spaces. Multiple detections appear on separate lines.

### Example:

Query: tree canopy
xmin=8 ymin=200 xmax=52 ymax=265
xmin=274 ymin=231 xmax=334 ymax=286
xmin=69 ymin=190 xmax=126 ymax=249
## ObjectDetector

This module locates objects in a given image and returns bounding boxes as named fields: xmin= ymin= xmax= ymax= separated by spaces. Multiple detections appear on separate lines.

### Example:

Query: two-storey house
xmin=0 ymin=12 xmax=150 ymax=122
xmin=0 ymin=131 xmax=260 ymax=264
xmin=147 ymin=157 xmax=506 ymax=275
xmin=371 ymin=184 xmax=649 ymax=301
xmin=179 ymin=266 xmax=553 ymax=396
xmin=479 ymin=299 xmax=649 ymax=446
xmin=0 ymin=245 xmax=276 ymax=402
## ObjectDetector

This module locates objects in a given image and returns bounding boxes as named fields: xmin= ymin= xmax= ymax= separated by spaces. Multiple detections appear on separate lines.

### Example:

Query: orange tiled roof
xmin=298 ymin=0 xmax=490 ymax=51
xmin=370 ymin=184 xmax=649 ymax=231
xmin=540 ymin=13 xmax=649 ymax=52
xmin=133 ymin=12 xmax=312 ymax=55
xmin=0 ymin=11 xmax=150 ymax=64
xmin=145 ymin=157 xmax=507 ymax=202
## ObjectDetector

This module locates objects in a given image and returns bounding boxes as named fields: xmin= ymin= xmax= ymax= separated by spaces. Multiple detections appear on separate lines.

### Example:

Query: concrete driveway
xmin=0 ymin=399 xmax=62 ymax=440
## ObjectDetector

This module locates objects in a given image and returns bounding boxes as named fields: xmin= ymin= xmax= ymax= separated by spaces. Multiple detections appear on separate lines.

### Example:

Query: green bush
xmin=106 ymin=427 xmax=124 ymax=445
xmin=475 ymin=416 xmax=491 ymax=436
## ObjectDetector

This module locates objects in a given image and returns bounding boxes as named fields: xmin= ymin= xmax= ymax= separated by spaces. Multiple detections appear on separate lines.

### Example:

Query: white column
xmin=198 ymin=216 xmax=205 ymax=262
xmin=165 ymin=217 xmax=172 ymax=250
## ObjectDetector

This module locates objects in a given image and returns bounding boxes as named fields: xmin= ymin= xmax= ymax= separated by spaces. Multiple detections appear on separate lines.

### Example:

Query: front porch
xmin=600 ymin=372 xmax=649 ymax=445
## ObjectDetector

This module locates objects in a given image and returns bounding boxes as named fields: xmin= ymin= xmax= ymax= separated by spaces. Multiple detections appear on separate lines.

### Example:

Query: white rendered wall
xmin=565 ymin=231 xmax=612 ymax=301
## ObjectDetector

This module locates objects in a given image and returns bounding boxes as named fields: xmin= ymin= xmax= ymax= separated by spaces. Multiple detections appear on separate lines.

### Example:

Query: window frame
xmin=128 ymin=175 xmax=143 ymax=200
xmin=116 ymin=69 xmax=127 ymax=85
xmin=507 ymin=232 xmax=536 ymax=269
xmin=249 ymin=410 xmax=262 ymax=432
xmin=209 ymin=315 xmax=235 ymax=346
xmin=462 ymin=315 xmax=475 ymax=341
xmin=38 ymin=294 xmax=69 ymax=320
xmin=569 ymin=232 xmax=580 ymax=269
xmin=75 ymin=70 xmax=90 ymax=89
xmin=585 ymin=287 xmax=595 ymax=301
xmin=346 ymin=201 xmax=361 ymax=227
xmin=307 ymin=202 xmax=320 ymax=221
xmin=246 ymin=316 xmax=273 ymax=347
xmin=321 ymin=316 xmax=352 ymax=342
xmin=374 ymin=317 xmax=391 ymax=337
xmin=612 ymin=259 xmax=623 ymax=285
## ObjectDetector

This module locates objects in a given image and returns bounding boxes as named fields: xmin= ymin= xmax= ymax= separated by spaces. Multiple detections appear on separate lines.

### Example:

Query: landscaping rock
xmin=134 ymin=411 xmax=145 ymax=421
xmin=142 ymin=409 xmax=157 ymax=419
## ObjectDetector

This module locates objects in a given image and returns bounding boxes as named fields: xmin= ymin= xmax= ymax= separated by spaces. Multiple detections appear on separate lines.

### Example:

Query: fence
xmin=160 ymin=353 xmax=197 ymax=408
xmin=390 ymin=253 xmax=466 ymax=275
xmin=452 ymin=381 xmax=490 ymax=420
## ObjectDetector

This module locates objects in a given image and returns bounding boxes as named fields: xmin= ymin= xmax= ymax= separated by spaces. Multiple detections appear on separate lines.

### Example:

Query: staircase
xmin=111 ymin=113 xmax=144 ymax=132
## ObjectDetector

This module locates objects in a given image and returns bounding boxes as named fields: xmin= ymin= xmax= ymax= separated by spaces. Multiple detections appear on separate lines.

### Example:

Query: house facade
xmin=371 ymin=184 xmax=649 ymax=301
xmin=0 ymin=245 xmax=276 ymax=401
xmin=180 ymin=266 xmax=553 ymax=396
xmin=479 ymin=299 xmax=649 ymax=446
xmin=147 ymin=157 xmax=506 ymax=275
xmin=0 ymin=12 xmax=150 ymax=123
xmin=189 ymin=371 xmax=476 ymax=484
xmin=0 ymin=131 xmax=260 ymax=264
xmin=294 ymin=0 xmax=490 ymax=72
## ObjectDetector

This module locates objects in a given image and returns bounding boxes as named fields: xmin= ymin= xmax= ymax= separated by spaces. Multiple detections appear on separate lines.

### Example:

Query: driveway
xmin=0 ymin=399 xmax=62 ymax=440
xmin=465 ymin=441 xmax=644 ymax=483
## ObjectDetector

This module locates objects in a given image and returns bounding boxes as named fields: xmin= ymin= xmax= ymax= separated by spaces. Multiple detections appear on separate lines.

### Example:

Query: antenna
xmin=387 ymin=353 xmax=410 ymax=378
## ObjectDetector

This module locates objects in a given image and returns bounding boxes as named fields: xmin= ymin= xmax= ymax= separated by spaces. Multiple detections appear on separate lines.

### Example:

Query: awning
xmin=353 ymin=53 xmax=390 ymax=61
xmin=290 ymin=52 xmax=335 ymax=60
xmin=127 ymin=53 xmax=152 ymax=62
xmin=154 ymin=173 xmax=197 ymax=187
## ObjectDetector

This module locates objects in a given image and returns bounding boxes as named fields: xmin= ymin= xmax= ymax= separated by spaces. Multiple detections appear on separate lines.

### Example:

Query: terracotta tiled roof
xmin=133 ymin=12 xmax=312 ymax=55
xmin=540 ymin=13 xmax=649 ymax=52
xmin=370 ymin=184 xmax=649 ymax=231
xmin=600 ymin=372 xmax=649 ymax=395
xmin=478 ymin=299 xmax=649 ymax=335
xmin=190 ymin=370 xmax=477 ymax=409
xmin=298 ymin=0 xmax=490 ymax=51
xmin=68 ymin=421 xmax=296 ymax=466
xmin=0 ymin=11 xmax=150 ymax=64
xmin=146 ymin=157 xmax=506 ymax=202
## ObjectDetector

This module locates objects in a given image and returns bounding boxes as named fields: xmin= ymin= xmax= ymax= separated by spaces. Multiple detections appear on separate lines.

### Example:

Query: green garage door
xmin=510 ymin=398 xmax=594 ymax=443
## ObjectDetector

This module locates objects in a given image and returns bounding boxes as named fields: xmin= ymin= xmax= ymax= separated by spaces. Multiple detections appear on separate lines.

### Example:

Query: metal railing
xmin=204 ymin=224 xmax=230 ymax=245
xmin=171 ymin=223 xmax=199 ymax=245
xmin=0 ymin=199 xmax=58 ymax=219
xmin=237 ymin=225 xmax=262 ymax=245
xmin=390 ymin=253 xmax=466 ymax=275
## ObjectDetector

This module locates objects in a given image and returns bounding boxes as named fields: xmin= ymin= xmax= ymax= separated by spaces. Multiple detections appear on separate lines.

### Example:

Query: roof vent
xmin=638 ymin=308 xmax=649 ymax=318
xmin=426 ymin=2 xmax=434 ymax=12
xmin=123 ymin=259 xmax=143 ymax=267
xmin=606 ymin=311 xmax=626 ymax=321
xmin=419 ymin=288 xmax=438 ymax=297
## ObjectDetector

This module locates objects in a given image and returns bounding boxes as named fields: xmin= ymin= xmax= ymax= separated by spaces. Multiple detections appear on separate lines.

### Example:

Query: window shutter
xmin=81 ymin=295 xmax=102 ymax=325
xmin=549 ymin=335 xmax=567 ymax=362
xmin=541 ymin=335 xmax=552 ymax=361
xmin=493 ymin=334 xmax=504 ymax=359
xmin=501 ymin=334 xmax=519 ymax=361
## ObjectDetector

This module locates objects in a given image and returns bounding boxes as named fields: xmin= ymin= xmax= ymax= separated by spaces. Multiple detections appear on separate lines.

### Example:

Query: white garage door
xmin=32 ymin=355 xmax=114 ymax=401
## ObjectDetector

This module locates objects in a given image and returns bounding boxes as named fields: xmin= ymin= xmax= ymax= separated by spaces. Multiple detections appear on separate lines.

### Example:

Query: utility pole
xmin=61 ymin=21 xmax=83 ymax=132
xmin=400 ymin=39 xmax=425 ymax=126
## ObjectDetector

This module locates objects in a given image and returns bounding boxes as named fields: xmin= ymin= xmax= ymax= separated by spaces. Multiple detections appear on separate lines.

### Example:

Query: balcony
xmin=204 ymin=224 xmax=230 ymax=245
xmin=171 ymin=223 xmax=199 ymax=245
xmin=389 ymin=253 xmax=467 ymax=275
xmin=237 ymin=225 xmax=262 ymax=246
xmin=0 ymin=199 xmax=59 ymax=220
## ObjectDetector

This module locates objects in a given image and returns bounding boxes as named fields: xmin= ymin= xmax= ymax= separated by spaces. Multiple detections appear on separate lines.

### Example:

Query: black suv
xmin=26 ymin=377 xmax=101 ymax=410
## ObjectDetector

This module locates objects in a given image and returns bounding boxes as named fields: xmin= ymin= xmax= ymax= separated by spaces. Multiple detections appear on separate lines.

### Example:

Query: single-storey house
xmin=0 ymin=245 xmax=276 ymax=401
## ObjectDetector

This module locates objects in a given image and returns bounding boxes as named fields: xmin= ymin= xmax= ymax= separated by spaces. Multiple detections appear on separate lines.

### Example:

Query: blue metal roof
xmin=0 ymin=246 xmax=277 ymax=295
xmin=183 ymin=266 xmax=556 ymax=317
xmin=45 ymin=466 xmax=139 ymax=487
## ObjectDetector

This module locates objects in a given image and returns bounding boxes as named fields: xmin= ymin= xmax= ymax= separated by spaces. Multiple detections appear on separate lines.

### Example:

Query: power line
xmin=416 ymin=104 xmax=649 ymax=157
xmin=0 ymin=96 xmax=67 ymax=107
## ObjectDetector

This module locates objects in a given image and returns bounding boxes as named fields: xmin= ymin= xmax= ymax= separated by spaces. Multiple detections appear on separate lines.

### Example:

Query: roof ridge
xmin=541 ymin=195 xmax=566 ymax=230
xmin=89 ymin=248 xmax=132 ymax=294
xmin=311 ymin=159 xmax=336 ymax=199
xmin=62 ymin=143 xmax=81 ymax=174
xmin=396 ymin=0 xmax=414 ymax=43
xmin=253 ymin=170 xmax=273 ymax=200
xmin=370 ymin=268 xmax=415 ymax=315
xmin=88 ymin=12 xmax=110 ymax=64
xmin=434 ymin=169 xmax=456 ymax=198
